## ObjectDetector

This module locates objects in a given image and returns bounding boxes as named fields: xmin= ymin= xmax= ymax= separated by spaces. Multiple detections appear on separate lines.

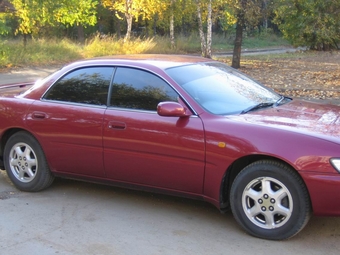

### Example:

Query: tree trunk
xmin=232 ymin=20 xmax=243 ymax=69
xmin=170 ymin=13 xmax=175 ymax=48
xmin=124 ymin=0 xmax=133 ymax=42
xmin=77 ymin=25 xmax=85 ymax=44
xmin=114 ymin=13 xmax=122 ymax=38
xmin=152 ymin=14 xmax=157 ymax=36
xmin=206 ymin=0 xmax=212 ymax=58
xmin=23 ymin=34 xmax=27 ymax=49
xmin=124 ymin=14 xmax=133 ymax=42
xmin=195 ymin=0 xmax=206 ymax=57
xmin=170 ymin=0 xmax=175 ymax=48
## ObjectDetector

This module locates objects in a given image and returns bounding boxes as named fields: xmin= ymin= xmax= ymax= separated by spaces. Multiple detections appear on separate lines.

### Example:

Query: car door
xmin=25 ymin=67 xmax=114 ymax=177
xmin=103 ymin=67 xmax=205 ymax=193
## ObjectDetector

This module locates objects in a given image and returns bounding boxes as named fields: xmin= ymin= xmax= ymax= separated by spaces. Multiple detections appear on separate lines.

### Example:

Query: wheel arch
xmin=0 ymin=128 xmax=34 ymax=168
xmin=219 ymin=154 xmax=310 ymax=212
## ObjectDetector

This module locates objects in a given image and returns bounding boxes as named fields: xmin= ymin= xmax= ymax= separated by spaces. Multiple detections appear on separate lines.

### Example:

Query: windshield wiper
xmin=241 ymin=102 xmax=274 ymax=114
xmin=274 ymin=96 xmax=285 ymax=106
xmin=275 ymin=95 xmax=292 ymax=106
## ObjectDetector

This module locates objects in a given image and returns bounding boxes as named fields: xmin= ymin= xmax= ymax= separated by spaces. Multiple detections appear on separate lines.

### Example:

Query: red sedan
xmin=0 ymin=55 xmax=340 ymax=240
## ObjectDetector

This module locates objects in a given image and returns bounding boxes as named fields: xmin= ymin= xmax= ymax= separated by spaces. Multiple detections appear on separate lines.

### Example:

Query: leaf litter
xmin=239 ymin=51 xmax=340 ymax=100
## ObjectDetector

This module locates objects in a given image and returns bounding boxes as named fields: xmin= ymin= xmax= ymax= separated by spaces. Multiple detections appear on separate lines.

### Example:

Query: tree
xmin=195 ymin=0 xmax=212 ymax=58
xmin=150 ymin=0 xmax=196 ymax=48
xmin=0 ymin=0 xmax=14 ymax=35
xmin=54 ymin=0 xmax=98 ymax=42
xmin=169 ymin=0 xmax=175 ymax=48
xmin=223 ymin=0 xmax=262 ymax=68
xmin=273 ymin=0 xmax=340 ymax=50
xmin=9 ymin=0 xmax=98 ymax=43
xmin=101 ymin=0 xmax=166 ymax=41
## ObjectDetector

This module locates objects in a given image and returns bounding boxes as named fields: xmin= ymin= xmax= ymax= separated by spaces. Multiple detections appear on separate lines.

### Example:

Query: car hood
xmin=233 ymin=99 xmax=340 ymax=142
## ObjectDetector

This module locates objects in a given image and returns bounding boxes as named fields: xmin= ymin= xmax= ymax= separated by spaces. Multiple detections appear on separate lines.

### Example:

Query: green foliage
xmin=54 ymin=0 xmax=98 ymax=27
xmin=9 ymin=0 xmax=98 ymax=36
xmin=273 ymin=0 xmax=340 ymax=50
xmin=0 ymin=13 xmax=12 ymax=35
xmin=223 ymin=0 xmax=264 ymax=27
xmin=150 ymin=0 xmax=197 ymax=33
xmin=0 ymin=40 xmax=10 ymax=64
xmin=101 ymin=0 xmax=167 ymax=21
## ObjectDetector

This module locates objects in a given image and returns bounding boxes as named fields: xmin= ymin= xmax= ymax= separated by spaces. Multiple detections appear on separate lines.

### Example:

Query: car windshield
xmin=166 ymin=62 xmax=282 ymax=115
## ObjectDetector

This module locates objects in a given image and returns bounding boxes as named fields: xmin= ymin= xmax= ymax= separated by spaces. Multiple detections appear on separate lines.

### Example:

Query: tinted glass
xmin=110 ymin=68 xmax=178 ymax=111
xmin=44 ymin=67 xmax=113 ymax=106
xmin=166 ymin=63 xmax=281 ymax=115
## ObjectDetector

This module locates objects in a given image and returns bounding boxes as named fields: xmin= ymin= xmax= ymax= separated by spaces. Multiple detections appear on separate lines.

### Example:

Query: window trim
xmin=41 ymin=64 xmax=198 ymax=115
xmin=41 ymin=66 xmax=114 ymax=106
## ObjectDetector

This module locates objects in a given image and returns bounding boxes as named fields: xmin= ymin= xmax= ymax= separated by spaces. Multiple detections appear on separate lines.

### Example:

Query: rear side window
xmin=110 ymin=67 xmax=178 ymax=111
xmin=44 ymin=67 xmax=114 ymax=106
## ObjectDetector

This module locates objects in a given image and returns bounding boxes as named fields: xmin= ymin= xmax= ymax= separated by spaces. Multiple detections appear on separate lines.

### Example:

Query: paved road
xmin=0 ymin=67 xmax=58 ymax=85
xmin=1 ymin=65 xmax=340 ymax=255
xmin=213 ymin=47 xmax=307 ymax=57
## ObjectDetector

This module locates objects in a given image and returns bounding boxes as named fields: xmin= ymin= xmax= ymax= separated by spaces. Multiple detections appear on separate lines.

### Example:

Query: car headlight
xmin=330 ymin=158 xmax=340 ymax=173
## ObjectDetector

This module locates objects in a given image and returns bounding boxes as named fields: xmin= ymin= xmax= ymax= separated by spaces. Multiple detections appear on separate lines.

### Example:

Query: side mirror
xmin=157 ymin=102 xmax=191 ymax=117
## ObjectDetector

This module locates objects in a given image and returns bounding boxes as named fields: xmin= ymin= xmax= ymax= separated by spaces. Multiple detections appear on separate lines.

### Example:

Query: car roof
xmin=64 ymin=54 xmax=212 ymax=71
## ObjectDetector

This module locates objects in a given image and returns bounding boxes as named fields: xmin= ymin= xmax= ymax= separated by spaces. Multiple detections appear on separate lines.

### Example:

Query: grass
xmin=242 ymin=32 xmax=290 ymax=49
xmin=83 ymin=35 xmax=157 ymax=58
xmin=0 ymin=38 xmax=82 ymax=68
xmin=0 ymin=32 xmax=289 ymax=68
xmin=212 ymin=32 xmax=289 ymax=52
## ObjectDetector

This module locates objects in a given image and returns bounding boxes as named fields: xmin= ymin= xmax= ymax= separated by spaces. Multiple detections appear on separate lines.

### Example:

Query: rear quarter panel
xmin=0 ymin=97 xmax=34 ymax=133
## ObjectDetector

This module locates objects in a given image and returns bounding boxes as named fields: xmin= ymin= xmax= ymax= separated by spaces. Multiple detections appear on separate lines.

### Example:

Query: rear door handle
xmin=108 ymin=121 xmax=126 ymax=130
xmin=32 ymin=112 xmax=47 ymax=119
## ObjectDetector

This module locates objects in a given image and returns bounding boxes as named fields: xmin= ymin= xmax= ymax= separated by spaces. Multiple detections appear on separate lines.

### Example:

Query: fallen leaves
xmin=236 ymin=51 xmax=340 ymax=100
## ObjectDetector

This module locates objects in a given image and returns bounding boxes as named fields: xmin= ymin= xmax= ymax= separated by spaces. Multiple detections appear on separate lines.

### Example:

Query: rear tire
xmin=4 ymin=131 xmax=54 ymax=192
xmin=230 ymin=160 xmax=311 ymax=240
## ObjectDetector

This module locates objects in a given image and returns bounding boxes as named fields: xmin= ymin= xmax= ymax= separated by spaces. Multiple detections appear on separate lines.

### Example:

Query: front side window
xmin=44 ymin=67 xmax=114 ymax=106
xmin=110 ymin=67 xmax=178 ymax=111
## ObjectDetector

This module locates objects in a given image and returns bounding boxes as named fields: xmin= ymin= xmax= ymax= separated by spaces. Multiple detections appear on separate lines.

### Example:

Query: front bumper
xmin=301 ymin=172 xmax=340 ymax=216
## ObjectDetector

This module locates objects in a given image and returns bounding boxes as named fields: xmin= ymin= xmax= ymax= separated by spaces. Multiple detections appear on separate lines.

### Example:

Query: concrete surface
xmin=1 ymin=171 xmax=340 ymax=255
xmin=1 ymin=64 xmax=340 ymax=255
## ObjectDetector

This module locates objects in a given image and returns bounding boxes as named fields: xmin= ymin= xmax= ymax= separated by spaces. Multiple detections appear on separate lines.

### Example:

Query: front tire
xmin=230 ymin=160 xmax=311 ymax=240
xmin=4 ymin=131 xmax=54 ymax=192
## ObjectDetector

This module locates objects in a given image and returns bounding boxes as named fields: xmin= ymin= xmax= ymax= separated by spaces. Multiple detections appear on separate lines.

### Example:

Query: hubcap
xmin=242 ymin=177 xmax=293 ymax=229
xmin=9 ymin=143 xmax=38 ymax=183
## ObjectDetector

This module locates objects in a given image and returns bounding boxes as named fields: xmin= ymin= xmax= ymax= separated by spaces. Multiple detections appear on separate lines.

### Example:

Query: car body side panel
xmin=200 ymin=113 xmax=340 ymax=213
xmin=0 ymin=98 xmax=34 ymax=133
xmin=25 ymin=100 xmax=106 ymax=177
xmin=103 ymin=109 xmax=205 ymax=193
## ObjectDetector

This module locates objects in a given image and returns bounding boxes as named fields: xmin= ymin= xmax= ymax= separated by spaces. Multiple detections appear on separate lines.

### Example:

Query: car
xmin=0 ymin=54 xmax=340 ymax=240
